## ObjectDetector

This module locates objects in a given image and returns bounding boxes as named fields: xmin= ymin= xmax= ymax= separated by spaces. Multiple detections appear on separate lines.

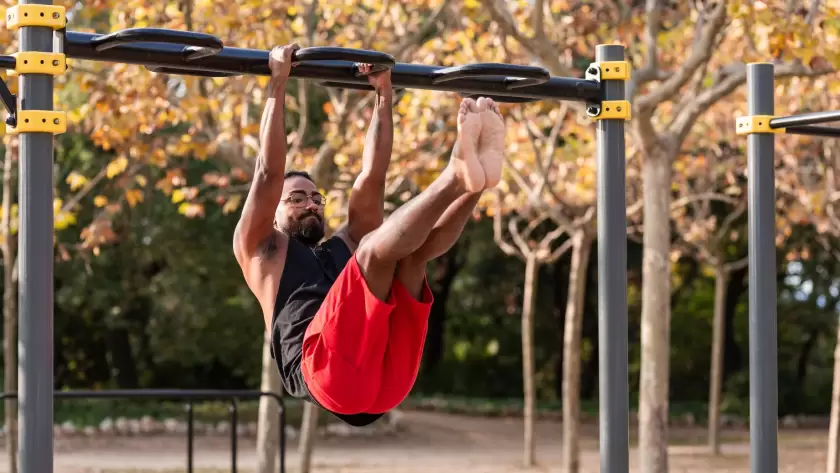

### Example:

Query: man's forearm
xmin=257 ymin=79 xmax=289 ymax=175
xmin=360 ymin=91 xmax=393 ymax=180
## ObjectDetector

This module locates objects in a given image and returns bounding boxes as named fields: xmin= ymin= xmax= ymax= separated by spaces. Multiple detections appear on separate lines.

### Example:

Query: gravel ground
xmin=0 ymin=410 xmax=829 ymax=473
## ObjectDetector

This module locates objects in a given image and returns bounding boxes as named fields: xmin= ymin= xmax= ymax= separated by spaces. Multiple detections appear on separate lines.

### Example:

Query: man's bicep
xmin=235 ymin=171 xmax=284 ymax=254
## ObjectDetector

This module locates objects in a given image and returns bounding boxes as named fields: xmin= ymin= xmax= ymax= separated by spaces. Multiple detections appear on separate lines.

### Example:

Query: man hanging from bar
xmin=233 ymin=43 xmax=506 ymax=426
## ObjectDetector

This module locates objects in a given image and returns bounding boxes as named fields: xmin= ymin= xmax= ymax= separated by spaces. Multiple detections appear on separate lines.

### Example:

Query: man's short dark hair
xmin=284 ymin=170 xmax=315 ymax=184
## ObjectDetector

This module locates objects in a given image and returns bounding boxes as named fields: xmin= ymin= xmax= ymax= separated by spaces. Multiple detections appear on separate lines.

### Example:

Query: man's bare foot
xmin=476 ymin=97 xmax=505 ymax=189
xmin=449 ymin=98 xmax=487 ymax=193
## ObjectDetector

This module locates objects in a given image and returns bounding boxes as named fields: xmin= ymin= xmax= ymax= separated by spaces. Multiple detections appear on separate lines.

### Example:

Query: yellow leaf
xmin=135 ymin=175 xmax=148 ymax=187
xmin=106 ymin=157 xmax=128 ymax=179
xmin=93 ymin=195 xmax=108 ymax=207
xmin=178 ymin=202 xmax=205 ymax=218
xmin=172 ymin=188 xmax=186 ymax=204
xmin=125 ymin=189 xmax=144 ymax=208
xmin=54 ymin=211 xmax=76 ymax=230
xmin=65 ymin=171 xmax=88 ymax=191
xmin=222 ymin=194 xmax=242 ymax=214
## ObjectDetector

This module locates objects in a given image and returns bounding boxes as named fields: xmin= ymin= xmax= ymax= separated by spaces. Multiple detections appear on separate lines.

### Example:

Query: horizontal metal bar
xmin=2 ymin=389 xmax=284 ymax=408
xmin=770 ymin=110 xmax=840 ymax=129
xmin=0 ymin=55 xmax=16 ymax=70
xmin=785 ymin=125 xmax=840 ymax=138
xmin=430 ymin=63 xmax=550 ymax=89
xmin=63 ymin=31 xmax=600 ymax=102
xmin=90 ymin=28 xmax=224 ymax=61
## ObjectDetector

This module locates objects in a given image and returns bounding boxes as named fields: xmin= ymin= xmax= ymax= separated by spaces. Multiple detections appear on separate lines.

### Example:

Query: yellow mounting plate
xmin=591 ymin=100 xmax=631 ymax=120
xmin=6 ymin=5 xmax=66 ymax=30
xmin=598 ymin=61 xmax=631 ymax=80
xmin=7 ymin=111 xmax=67 ymax=134
xmin=735 ymin=115 xmax=785 ymax=135
xmin=7 ymin=52 xmax=66 ymax=77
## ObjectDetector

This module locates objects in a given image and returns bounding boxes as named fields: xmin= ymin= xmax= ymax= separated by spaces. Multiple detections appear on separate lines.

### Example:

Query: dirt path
xmin=0 ymin=410 xmax=829 ymax=472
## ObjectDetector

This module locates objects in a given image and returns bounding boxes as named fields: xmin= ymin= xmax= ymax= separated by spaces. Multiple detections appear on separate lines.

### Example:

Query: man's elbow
xmin=352 ymin=171 xmax=386 ymax=192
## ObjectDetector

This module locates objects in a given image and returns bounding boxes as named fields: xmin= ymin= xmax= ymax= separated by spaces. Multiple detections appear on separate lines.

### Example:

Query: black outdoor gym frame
xmin=5 ymin=3 xmax=631 ymax=473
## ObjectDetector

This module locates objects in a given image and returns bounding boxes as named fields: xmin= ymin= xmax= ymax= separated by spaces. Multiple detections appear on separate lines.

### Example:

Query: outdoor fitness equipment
xmin=2 ymin=2 xmax=631 ymax=473
xmin=734 ymin=63 xmax=840 ymax=473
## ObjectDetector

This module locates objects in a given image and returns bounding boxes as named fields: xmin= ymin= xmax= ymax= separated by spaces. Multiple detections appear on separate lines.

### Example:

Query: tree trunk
xmin=553 ymin=255 xmax=571 ymax=399
xmin=521 ymin=252 xmax=539 ymax=468
xmin=639 ymin=150 xmax=673 ymax=473
xmin=724 ymin=266 xmax=748 ymax=378
xmin=828 ymin=317 xmax=840 ymax=473
xmin=707 ymin=263 xmax=728 ymax=455
xmin=2 ymin=139 xmax=17 ymax=473
xmin=298 ymin=402 xmax=320 ymax=473
xmin=562 ymin=229 xmax=593 ymax=473
xmin=256 ymin=332 xmax=283 ymax=473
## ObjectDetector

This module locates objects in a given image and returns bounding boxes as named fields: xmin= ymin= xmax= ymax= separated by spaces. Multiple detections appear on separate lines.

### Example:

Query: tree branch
xmin=480 ymin=0 xmax=570 ymax=77
xmin=671 ymin=191 xmax=741 ymax=210
xmin=634 ymin=0 xmax=664 ymax=89
xmin=494 ymin=194 xmax=523 ymax=259
xmin=635 ymin=1 xmax=727 ymax=113
xmin=392 ymin=0 xmax=451 ymax=57
xmin=60 ymin=167 xmax=109 ymax=215
xmin=669 ymin=60 xmax=835 ymax=143
xmin=508 ymin=215 xmax=532 ymax=256
xmin=714 ymin=199 xmax=747 ymax=243
xmin=532 ymin=0 xmax=545 ymax=46
xmin=522 ymin=214 xmax=548 ymax=241
xmin=724 ymin=255 xmax=749 ymax=272
xmin=547 ymin=237 xmax=574 ymax=263
xmin=806 ymin=0 xmax=821 ymax=25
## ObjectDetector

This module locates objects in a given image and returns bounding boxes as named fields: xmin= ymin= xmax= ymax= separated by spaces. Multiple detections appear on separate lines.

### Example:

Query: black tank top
xmin=270 ymin=235 xmax=385 ymax=427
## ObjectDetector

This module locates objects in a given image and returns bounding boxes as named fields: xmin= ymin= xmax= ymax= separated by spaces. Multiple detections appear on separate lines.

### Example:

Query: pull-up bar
xmin=7 ymin=3 xmax=632 ymax=473
xmin=55 ymin=29 xmax=602 ymax=102
xmin=736 ymin=101 xmax=840 ymax=138
xmin=735 ymin=64 xmax=840 ymax=473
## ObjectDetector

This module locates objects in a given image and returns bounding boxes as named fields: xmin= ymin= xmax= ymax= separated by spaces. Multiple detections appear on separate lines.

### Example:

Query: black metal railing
xmin=2 ymin=389 xmax=285 ymax=473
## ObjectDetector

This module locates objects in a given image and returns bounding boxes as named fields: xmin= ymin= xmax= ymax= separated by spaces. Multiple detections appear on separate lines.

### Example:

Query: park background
xmin=1 ymin=0 xmax=840 ymax=472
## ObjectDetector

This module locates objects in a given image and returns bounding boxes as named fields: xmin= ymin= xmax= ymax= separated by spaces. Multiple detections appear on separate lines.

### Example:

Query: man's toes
xmin=468 ymin=97 xmax=487 ymax=113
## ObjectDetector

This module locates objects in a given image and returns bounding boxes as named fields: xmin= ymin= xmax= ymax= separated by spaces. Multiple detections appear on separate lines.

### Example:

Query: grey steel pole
xmin=746 ymin=62 xmax=779 ymax=473
xmin=595 ymin=44 xmax=629 ymax=473
xmin=17 ymin=0 xmax=56 ymax=472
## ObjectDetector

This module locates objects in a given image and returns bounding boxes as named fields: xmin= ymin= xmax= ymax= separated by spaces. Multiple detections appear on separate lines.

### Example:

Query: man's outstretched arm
xmin=233 ymin=43 xmax=299 ymax=259
xmin=338 ymin=65 xmax=394 ymax=251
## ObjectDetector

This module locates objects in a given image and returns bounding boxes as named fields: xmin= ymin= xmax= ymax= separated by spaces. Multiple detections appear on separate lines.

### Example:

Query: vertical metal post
xmin=746 ymin=62 xmax=779 ymax=473
xmin=595 ymin=44 xmax=629 ymax=473
xmin=17 ymin=0 xmax=55 ymax=472
xmin=186 ymin=402 xmax=194 ymax=473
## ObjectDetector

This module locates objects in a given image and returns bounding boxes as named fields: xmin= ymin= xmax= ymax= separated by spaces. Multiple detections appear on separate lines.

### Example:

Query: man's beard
xmin=282 ymin=212 xmax=325 ymax=246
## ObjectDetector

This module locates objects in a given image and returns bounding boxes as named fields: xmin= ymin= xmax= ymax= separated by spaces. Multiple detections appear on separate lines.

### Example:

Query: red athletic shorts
xmin=301 ymin=254 xmax=433 ymax=415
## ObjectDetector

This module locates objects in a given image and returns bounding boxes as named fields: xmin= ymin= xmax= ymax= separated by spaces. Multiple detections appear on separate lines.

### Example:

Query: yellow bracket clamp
xmin=589 ymin=100 xmax=632 ymax=121
xmin=6 ymin=4 xmax=66 ymax=30
xmin=7 ymin=111 xmax=67 ymax=134
xmin=7 ymin=52 xmax=66 ymax=77
xmin=586 ymin=61 xmax=631 ymax=82
xmin=735 ymin=115 xmax=785 ymax=135
xmin=598 ymin=61 xmax=631 ymax=80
